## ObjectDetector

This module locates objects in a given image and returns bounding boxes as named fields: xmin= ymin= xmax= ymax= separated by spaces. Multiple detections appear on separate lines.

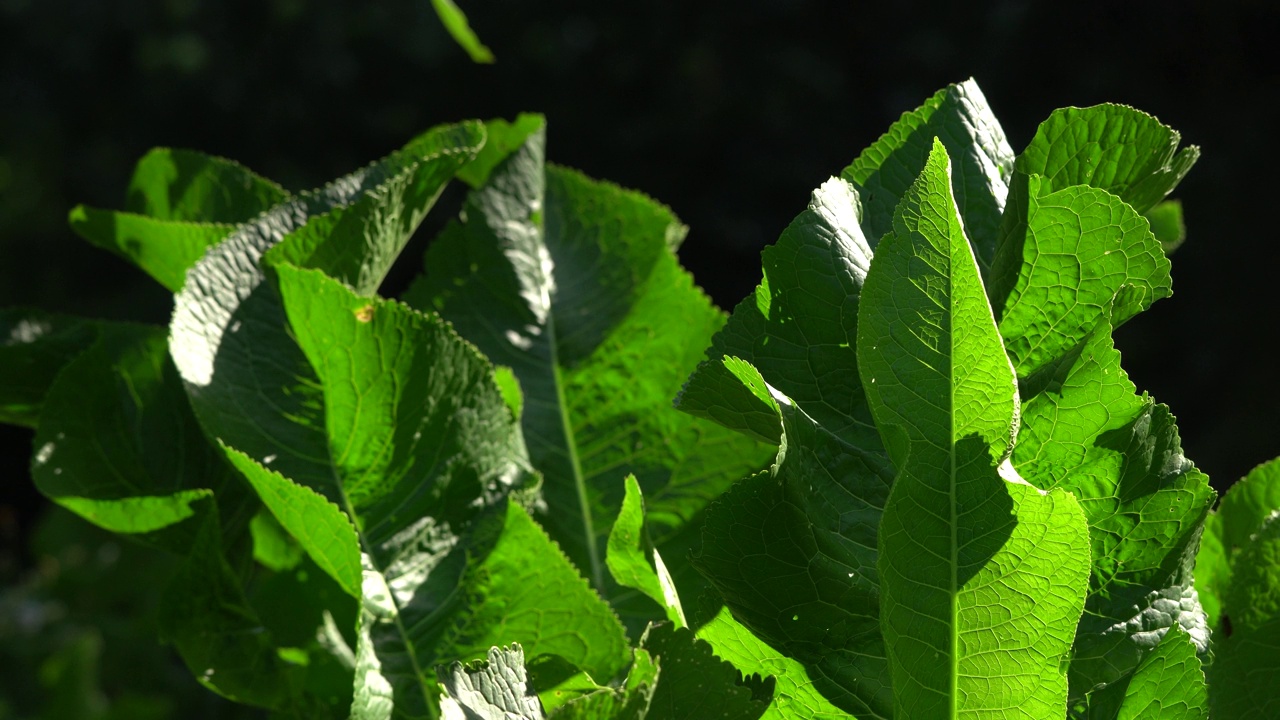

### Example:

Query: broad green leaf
xmin=0 ymin=309 xmax=99 ymax=427
xmin=430 ymin=0 xmax=495 ymax=64
xmin=1105 ymin=624 xmax=1207 ymax=720
xmin=124 ymin=147 xmax=290 ymax=223
xmin=1014 ymin=104 xmax=1199 ymax=214
xmin=607 ymin=475 xmax=687 ymax=627
xmin=169 ymin=120 xmax=484 ymax=498
xmin=404 ymin=119 xmax=769 ymax=597
xmin=690 ymin=376 xmax=894 ymax=719
xmin=857 ymin=139 xmax=1091 ymax=717
xmin=1208 ymin=615 xmax=1280 ymax=719
xmin=696 ymin=605 xmax=851 ymax=720
xmin=640 ymin=623 xmax=773 ymax=720
xmin=1007 ymin=313 xmax=1214 ymax=702
xmin=1193 ymin=513 xmax=1228 ymax=627
xmin=679 ymin=177 xmax=893 ymax=718
xmin=68 ymin=205 xmax=235 ymax=291
xmin=991 ymin=174 xmax=1172 ymax=377
xmin=1144 ymin=200 xmax=1186 ymax=254
xmin=677 ymin=178 xmax=878 ymax=450
xmin=456 ymin=114 xmax=545 ymax=188
xmin=439 ymin=645 xmax=545 ymax=720
xmin=27 ymin=326 xmax=299 ymax=710
xmin=840 ymin=77 xmax=1015 ymax=267
xmin=217 ymin=264 xmax=628 ymax=719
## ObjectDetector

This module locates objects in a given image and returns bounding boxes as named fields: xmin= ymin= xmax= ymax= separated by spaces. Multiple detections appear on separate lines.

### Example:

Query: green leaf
xmin=439 ymin=644 xmax=545 ymax=720
xmin=991 ymin=174 xmax=1172 ymax=378
xmin=169 ymin=120 xmax=484 ymax=498
xmin=124 ymin=147 xmax=290 ymax=223
xmin=840 ymin=77 xmax=1015 ymax=268
xmin=1110 ymin=624 xmax=1207 ymax=720
xmin=404 ymin=119 xmax=769 ymax=598
xmin=1193 ymin=512 xmax=1229 ymax=627
xmin=223 ymin=446 xmax=362 ymax=598
xmin=248 ymin=506 xmax=305 ymax=572
xmin=677 ymin=177 xmax=878 ymax=450
xmin=27 ymin=326 xmax=298 ymax=710
xmin=430 ymin=0 xmax=495 ymax=64
xmin=607 ymin=475 xmax=687 ymax=627
xmin=1144 ymin=200 xmax=1186 ymax=254
xmin=857 ymin=138 xmax=1091 ymax=717
xmin=1224 ymin=513 xmax=1280 ymax=634
xmin=640 ymin=623 xmax=772 ymax=720
xmin=1013 ymin=104 xmax=1199 ymax=214
xmin=680 ymin=178 xmax=893 ymax=718
xmin=68 ymin=205 xmax=235 ymax=291
xmin=696 ymin=604 xmax=852 ymax=720
xmin=0 ymin=309 xmax=99 ymax=427
xmin=1197 ymin=458 xmax=1280 ymax=630
xmin=549 ymin=649 xmax=659 ymax=720
xmin=457 ymin=114 xmax=545 ymax=189
xmin=1208 ymin=615 xmax=1280 ymax=719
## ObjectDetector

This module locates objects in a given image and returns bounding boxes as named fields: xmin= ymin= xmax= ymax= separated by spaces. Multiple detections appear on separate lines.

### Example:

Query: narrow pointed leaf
xmin=1013 ymin=104 xmax=1199 ymax=213
xmin=607 ymin=474 xmax=687 ymax=627
xmin=125 ymin=147 xmax=290 ymax=223
xmin=404 ymin=119 xmax=769 ymax=596
xmin=840 ymin=78 xmax=1015 ymax=267
xmin=431 ymin=0 xmax=495 ymax=64
xmin=857 ymin=139 xmax=1091 ymax=717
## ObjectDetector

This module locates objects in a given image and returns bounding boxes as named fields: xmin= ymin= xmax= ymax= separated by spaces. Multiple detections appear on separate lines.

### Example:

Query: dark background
xmin=3 ymin=0 xmax=1277 ymax=567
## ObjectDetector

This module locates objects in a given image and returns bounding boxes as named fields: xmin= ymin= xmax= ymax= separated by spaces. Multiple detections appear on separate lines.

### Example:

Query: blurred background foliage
xmin=2 ymin=0 xmax=1277 ymax=716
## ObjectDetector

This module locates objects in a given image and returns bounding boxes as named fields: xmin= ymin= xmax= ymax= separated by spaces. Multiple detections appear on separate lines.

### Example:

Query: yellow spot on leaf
xmin=354 ymin=305 xmax=375 ymax=323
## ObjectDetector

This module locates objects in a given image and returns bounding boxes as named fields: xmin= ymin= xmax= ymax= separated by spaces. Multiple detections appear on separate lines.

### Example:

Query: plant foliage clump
xmin=3 ymin=79 xmax=1278 ymax=719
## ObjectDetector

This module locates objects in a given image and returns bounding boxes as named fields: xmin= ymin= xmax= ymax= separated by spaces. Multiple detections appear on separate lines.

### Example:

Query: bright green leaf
xmin=248 ymin=506 xmax=305 ymax=572
xmin=68 ymin=205 xmax=235 ymax=291
xmin=857 ymin=138 xmax=1091 ymax=717
xmin=124 ymin=147 xmax=290 ymax=223
xmin=404 ymin=119 xmax=769 ymax=602
xmin=1014 ymin=104 xmax=1199 ymax=214
xmin=1144 ymin=200 xmax=1186 ymax=254
xmin=607 ymin=475 xmax=687 ymax=628
xmin=1111 ymin=624 xmax=1207 ymax=720
xmin=430 ymin=0 xmax=495 ymax=64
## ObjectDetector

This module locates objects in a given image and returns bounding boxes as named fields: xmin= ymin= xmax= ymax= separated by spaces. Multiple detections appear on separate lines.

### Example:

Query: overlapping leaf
xmin=858 ymin=139 xmax=1091 ymax=717
xmin=403 ymin=117 xmax=769 ymax=598
xmin=678 ymin=177 xmax=893 ymax=718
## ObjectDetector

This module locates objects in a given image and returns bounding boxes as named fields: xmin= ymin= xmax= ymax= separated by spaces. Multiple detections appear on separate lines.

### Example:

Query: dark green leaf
xmin=0 ymin=309 xmax=99 ymax=427
xmin=1208 ymin=615 xmax=1280 ymax=720
xmin=640 ymin=623 xmax=772 ymax=720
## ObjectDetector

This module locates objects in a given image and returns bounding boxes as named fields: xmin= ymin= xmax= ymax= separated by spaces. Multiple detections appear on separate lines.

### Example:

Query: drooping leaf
xmin=991 ymin=174 xmax=1172 ymax=377
xmin=640 ymin=623 xmax=773 ymax=720
xmin=840 ymin=77 xmax=1015 ymax=267
xmin=430 ymin=0 xmax=495 ymax=64
xmin=607 ymin=475 xmax=687 ymax=627
xmin=0 ymin=309 xmax=100 ymax=427
xmin=1013 ymin=104 xmax=1199 ymax=214
xmin=857 ymin=138 xmax=1091 ymax=717
xmin=403 ymin=118 xmax=769 ymax=599
xmin=696 ymin=604 xmax=851 ymax=720
xmin=124 ymin=147 xmax=290 ymax=223
xmin=439 ymin=644 xmax=545 ymax=720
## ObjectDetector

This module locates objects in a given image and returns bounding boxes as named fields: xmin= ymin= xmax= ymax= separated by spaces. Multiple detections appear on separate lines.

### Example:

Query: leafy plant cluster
xmin=3 ymin=79 xmax=1278 ymax=719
